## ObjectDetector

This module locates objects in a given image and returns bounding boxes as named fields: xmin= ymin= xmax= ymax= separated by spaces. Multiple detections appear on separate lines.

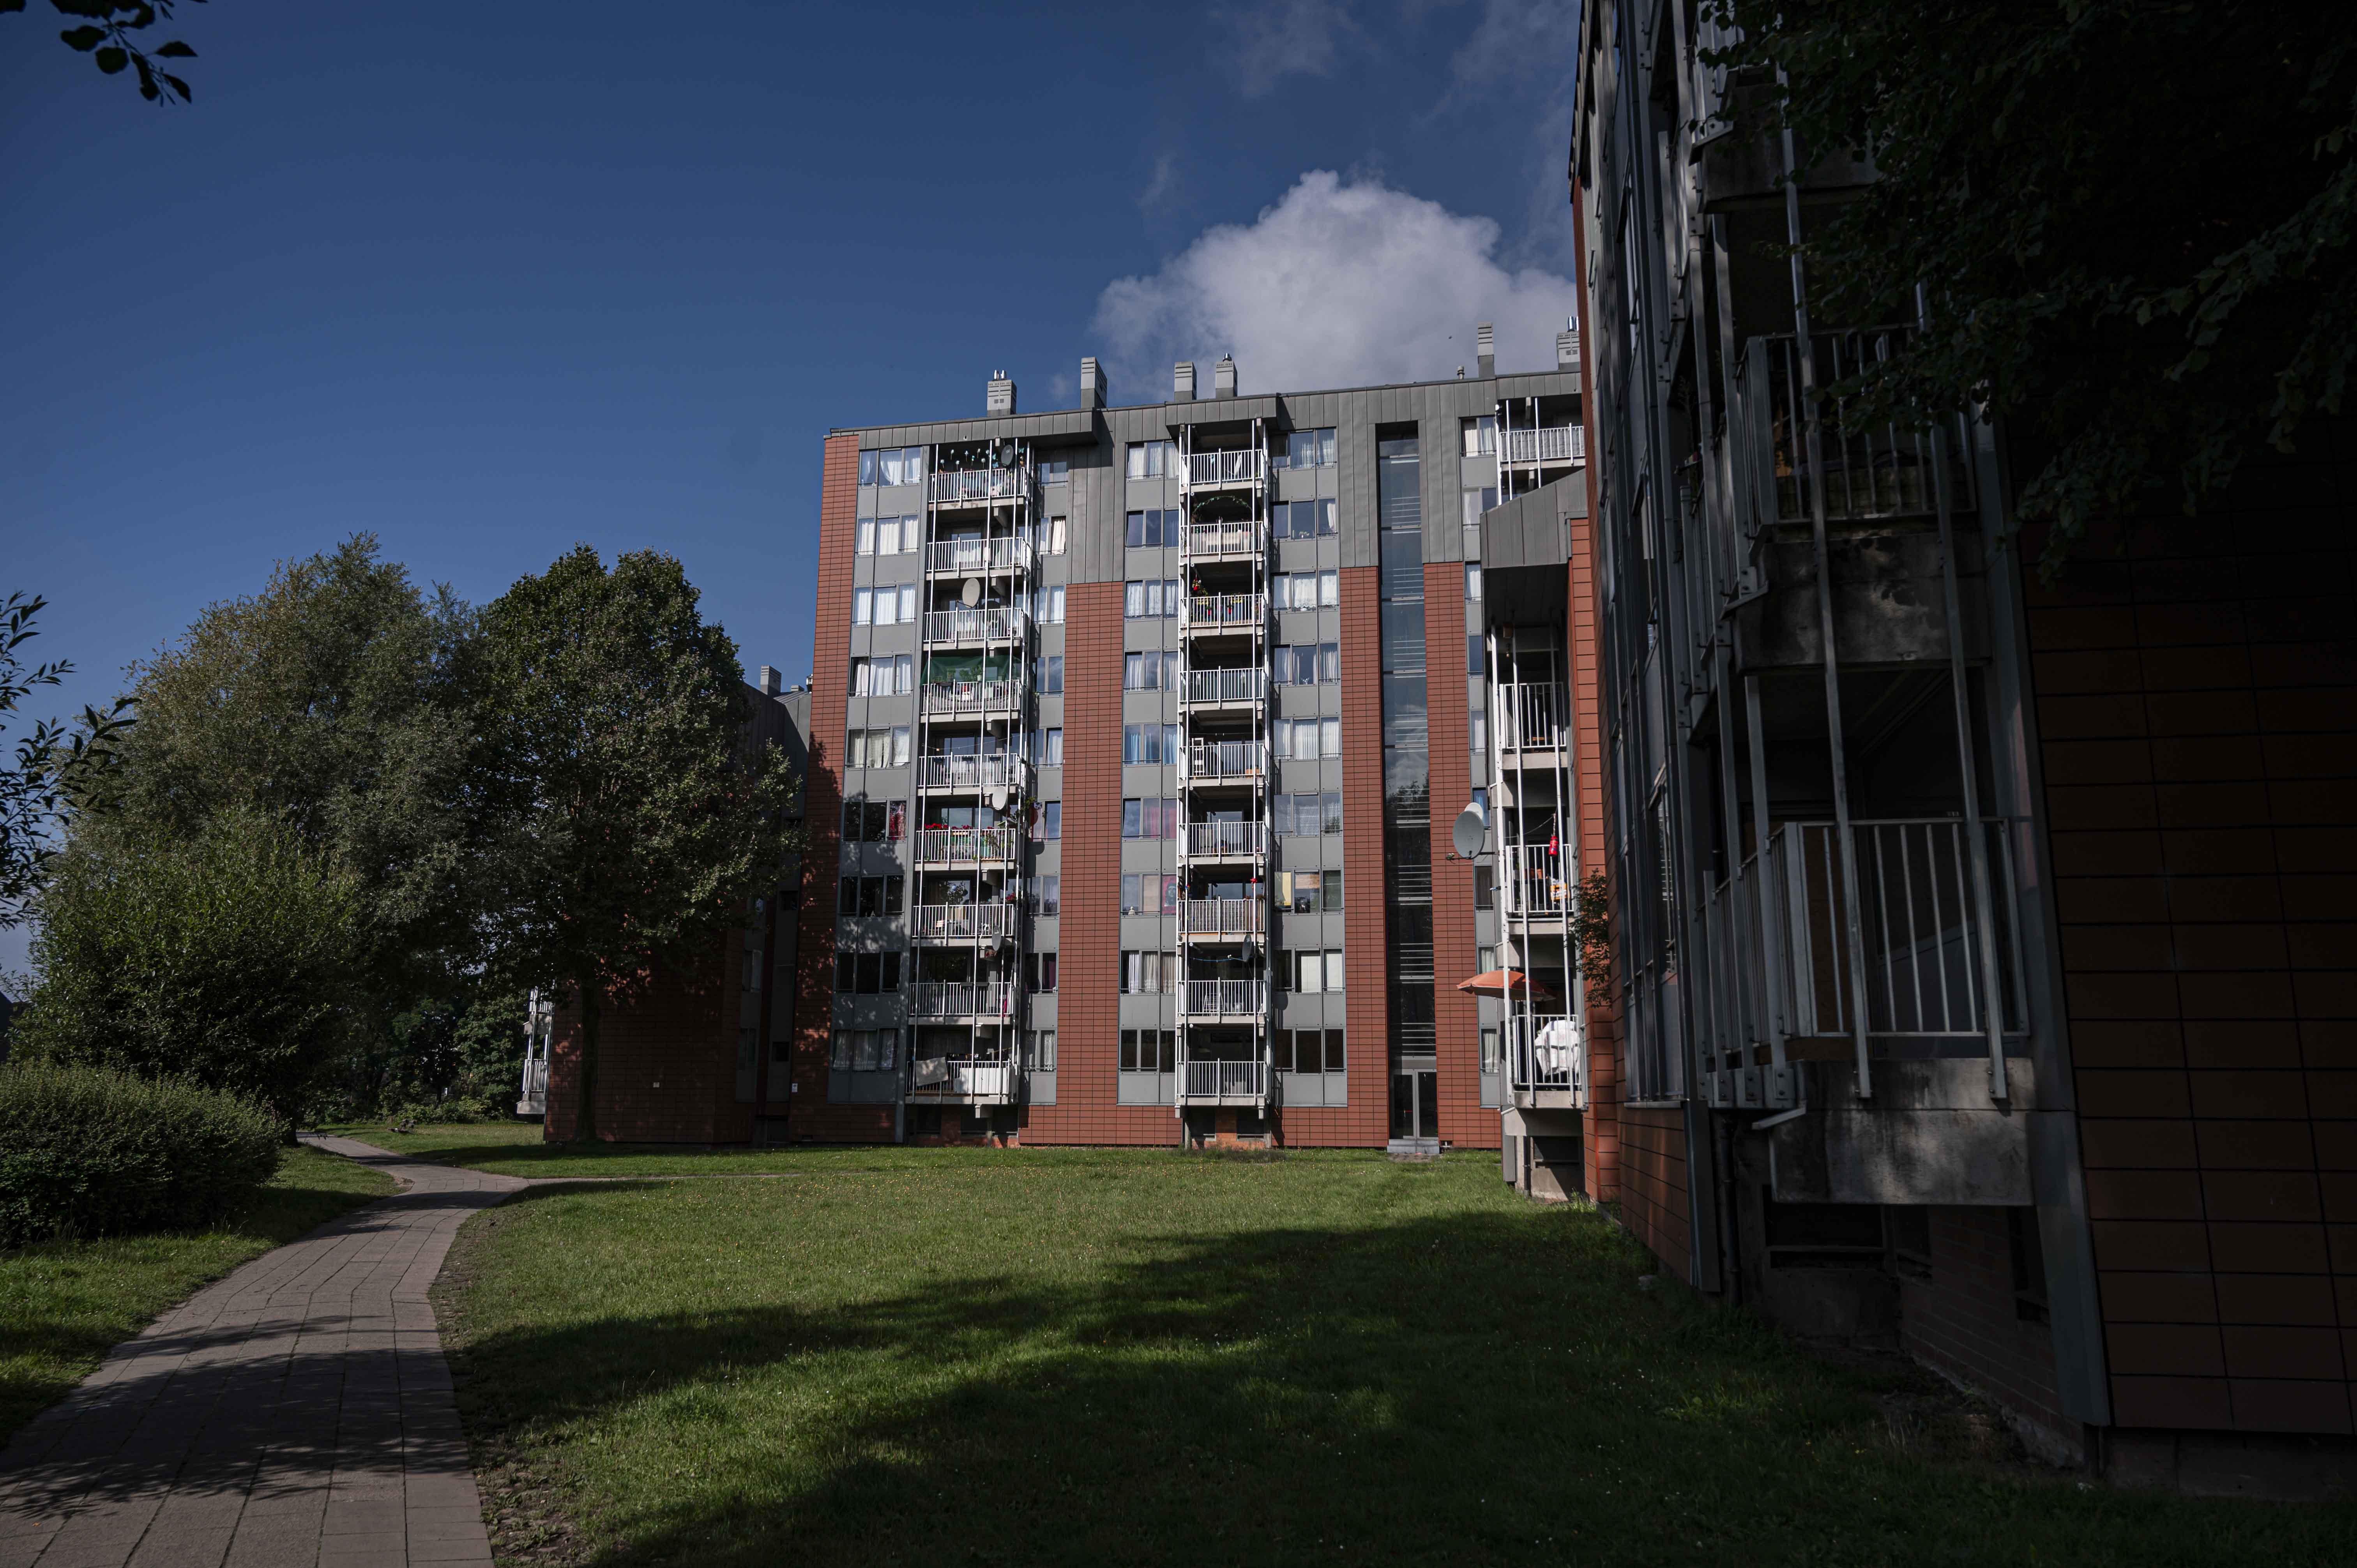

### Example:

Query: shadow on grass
xmin=446 ymin=1197 xmax=2348 ymax=1568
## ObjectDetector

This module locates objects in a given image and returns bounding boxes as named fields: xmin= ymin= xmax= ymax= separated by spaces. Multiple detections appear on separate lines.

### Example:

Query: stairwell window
xmin=1029 ymin=801 xmax=1060 ymax=841
xmin=1034 ymin=584 xmax=1065 ymax=623
xmin=1047 ymin=516 xmax=1068 ymax=554
xmin=1026 ymin=874 xmax=1059 ymax=915
xmin=1023 ymin=1029 xmax=1057 ymax=1070
xmin=1035 ymin=655 xmax=1063 ymax=694
xmin=1033 ymin=729 xmax=1063 ymax=767
xmin=1026 ymin=954 xmax=1058 ymax=993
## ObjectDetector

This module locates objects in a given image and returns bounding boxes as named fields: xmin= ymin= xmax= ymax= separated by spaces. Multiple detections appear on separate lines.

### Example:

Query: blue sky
xmin=2 ymin=0 xmax=1578 ymax=969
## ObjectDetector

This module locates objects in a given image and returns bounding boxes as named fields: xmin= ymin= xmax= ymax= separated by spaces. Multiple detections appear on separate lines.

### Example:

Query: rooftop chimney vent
xmin=1475 ymin=323 xmax=1495 ymax=378
xmin=986 ymin=371 xmax=1017 ymax=416
xmin=1080 ymin=356 xmax=1108 ymax=409
xmin=1213 ymin=355 xmax=1237 ymax=399
xmin=1174 ymin=361 xmax=1196 ymax=401
xmin=757 ymin=665 xmax=782 ymax=696
xmin=1557 ymin=317 xmax=1580 ymax=372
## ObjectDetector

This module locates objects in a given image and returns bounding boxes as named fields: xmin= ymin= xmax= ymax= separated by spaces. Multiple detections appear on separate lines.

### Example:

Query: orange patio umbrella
xmin=1455 ymin=968 xmax=1558 ymax=1001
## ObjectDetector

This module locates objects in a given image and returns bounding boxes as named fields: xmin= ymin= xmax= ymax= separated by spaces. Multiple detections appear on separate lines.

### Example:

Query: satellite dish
xmin=961 ymin=577 xmax=982 ymax=607
xmin=988 ymin=784 xmax=1008 ymax=812
xmin=1451 ymin=802 xmax=1487 ymax=860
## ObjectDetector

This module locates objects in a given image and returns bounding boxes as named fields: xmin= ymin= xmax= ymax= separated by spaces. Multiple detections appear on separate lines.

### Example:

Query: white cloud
xmin=1093 ymin=170 xmax=1580 ymax=396
xmin=1217 ymin=0 xmax=1359 ymax=98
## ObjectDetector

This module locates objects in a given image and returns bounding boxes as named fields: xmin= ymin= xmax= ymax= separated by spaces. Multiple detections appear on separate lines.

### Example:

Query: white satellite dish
xmin=987 ymin=784 xmax=1008 ymax=812
xmin=1451 ymin=802 xmax=1487 ymax=860
xmin=961 ymin=577 xmax=982 ymax=607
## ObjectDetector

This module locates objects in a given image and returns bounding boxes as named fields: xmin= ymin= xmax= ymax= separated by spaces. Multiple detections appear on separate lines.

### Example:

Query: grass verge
xmin=0 ymin=1143 xmax=399 ymax=1442
xmin=314 ymin=1119 xmax=1022 ymax=1179
xmin=434 ymin=1148 xmax=2353 ymax=1567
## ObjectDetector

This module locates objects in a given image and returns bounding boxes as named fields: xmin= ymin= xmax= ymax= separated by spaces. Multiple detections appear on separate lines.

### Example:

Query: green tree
xmin=0 ymin=592 xmax=132 ymax=929
xmin=1705 ymin=1 xmax=2357 ymax=570
xmin=476 ymin=547 xmax=795 ymax=1142
xmin=2 ymin=0 xmax=203 ymax=103
xmin=18 ymin=810 xmax=361 ymax=1128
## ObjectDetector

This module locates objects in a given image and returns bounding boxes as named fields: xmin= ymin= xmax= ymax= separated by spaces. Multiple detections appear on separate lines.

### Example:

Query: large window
xmin=852 ymin=584 xmax=917 ymax=626
xmin=1125 ymin=440 xmax=1177 ymax=479
xmin=1290 ymin=949 xmax=1345 ymax=992
xmin=1271 ymin=717 xmax=1340 ymax=759
xmin=1123 ymin=724 xmax=1180 ymax=764
xmin=850 ymin=655 xmax=912 ymax=696
xmin=1277 ymin=868 xmax=1343 ymax=912
xmin=1026 ymin=874 xmax=1060 ymax=915
xmin=1275 ymin=643 xmax=1339 ymax=685
xmin=1272 ymin=499 xmax=1336 ymax=538
xmin=1029 ymin=801 xmax=1060 ymax=840
xmin=1035 ymin=655 xmax=1063 ymax=694
xmin=1125 ymin=509 xmax=1180 ymax=547
xmin=858 ymin=447 xmax=924 ymax=486
xmin=1271 ymin=792 xmax=1343 ymax=836
xmin=1033 ymin=729 xmax=1063 ymax=767
xmin=1121 ymin=873 xmax=1177 ymax=914
xmin=830 ymin=1028 xmax=901 ymax=1071
xmin=1034 ymin=584 xmax=1065 ymax=623
xmin=1276 ymin=428 xmax=1335 ymax=468
xmin=1124 ymin=650 xmax=1171 ymax=690
xmin=1283 ymin=1028 xmax=1345 ymax=1073
xmin=1121 ymin=1028 xmax=1176 ymax=1072
xmin=847 ymin=728 xmax=911 ymax=769
xmin=841 ymin=800 xmax=905 ymax=842
xmin=834 ymin=951 xmax=902 ymax=994
xmin=1039 ymin=459 xmax=1070 ymax=485
xmin=1461 ymin=415 xmax=1497 ymax=457
xmin=1275 ymin=570 xmax=1338 ymax=611
xmin=837 ymin=875 xmax=903 ymax=916
xmin=1120 ymin=951 xmax=1176 ymax=993
xmin=1026 ymin=953 xmax=1059 ymax=992
xmin=855 ymin=516 xmax=917 ymax=555
xmin=1124 ymin=579 xmax=1182 ymax=618
xmin=1122 ymin=797 xmax=1180 ymax=838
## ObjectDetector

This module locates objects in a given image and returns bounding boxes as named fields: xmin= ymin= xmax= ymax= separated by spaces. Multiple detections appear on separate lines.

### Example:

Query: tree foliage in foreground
xmin=0 ymin=592 xmax=132 ymax=930
xmin=2 ymin=0 xmax=203 ymax=103
xmin=476 ymin=547 xmax=796 ymax=1142
xmin=1707 ymin=0 xmax=2357 ymax=570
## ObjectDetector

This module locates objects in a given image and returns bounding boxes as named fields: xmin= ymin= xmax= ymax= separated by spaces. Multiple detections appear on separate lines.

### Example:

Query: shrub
xmin=0 ymin=1061 xmax=282 ymax=1247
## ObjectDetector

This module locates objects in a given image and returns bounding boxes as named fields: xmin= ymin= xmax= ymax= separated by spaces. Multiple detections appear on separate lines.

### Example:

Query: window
xmin=1461 ymin=415 xmax=1497 ymax=457
xmin=1039 ymin=459 xmax=1070 ymax=484
xmin=1275 ymin=571 xmax=1338 ymax=612
xmin=831 ymin=1028 xmax=901 ymax=1071
xmin=1278 ymin=868 xmax=1343 ymax=912
xmin=1121 ymin=1028 xmax=1176 ymax=1072
xmin=1272 ymin=498 xmax=1336 ymax=538
xmin=854 ymin=585 xmax=917 ymax=626
xmin=1468 ymin=635 xmax=1484 ymax=676
xmin=1125 ymin=650 xmax=1169 ymax=690
xmin=1480 ymin=1028 xmax=1500 ymax=1073
xmin=1291 ymin=949 xmax=1345 ymax=992
xmin=1470 ymin=710 xmax=1488 ymax=756
xmin=1277 ymin=427 xmax=1336 ymax=468
xmin=1120 ymin=951 xmax=1176 ymax=993
xmin=1047 ymin=516 xmax=1068 ymax=554
xmin=1033 ymin=729 xmax=1064 ymax=767
xmin=1026 ymin=953 xmax=1059 ymax=993
xmin=1121 ymin=873 xmax=1177 ymax=914
xmin=1465 ymin=563 xmax=1482 ymax=602
xmin=1124 ymin=579 xmax=1182 ymax=618
xmin=1030 ymin=801 xmax=1061 ymax=841
xmin=858 ymin=447 xmax=924 ymax=486
xmin=850 ymin=655 xmax=912 ymax=697
xmin=1477 ymin=945 xmax=1498 ymax=975
xmin=1275 ymin=643 xmax=1338 ymax=685
xmin=1023 ymin=1029 xmax=1058 ymax=1070
xmin=1284 ymin=1028 xmax=1344 ymax=1073
xmin=1125 ymin=440 xmax=1177 ymax=479
xmin=1123 ymin=724 xmax=1180 ymax=764
xmin=1035 ymin=655 xmax=1063 ymax=694
xmin=1027 ymin=874 xmax=1060 ymax=915
xmin=1125 ymin=509 xmax=1180 ymax=548
xmin=837 ymin=876 xmax=903 ymax=917
xmin=1122 ymin=797 xmax=1179 ymax=838
xmin=1035 ymin=584 xmax=1065 ymax=623
xmin=1461 ymin=486 xmax=1499 ymax=530
xmin=853 ymin=587 xmax=868 ymax=625
xmin=1475 ymin=864 xmax=1494 ymax=911
xmin=841 ymin=800 xmax=905 ymax=843
xmin=834 ymin=951 xmax=903 ymax=994
xmin=1272 ymin=718 xmax=1341 ymax=760
xmin=856 ymin=516 xmax=915 ymax=556
xmin=1270 ymin=791 xmax=1342 ymax=835
xmin=847 ymin=728 xmax=912 ymax=769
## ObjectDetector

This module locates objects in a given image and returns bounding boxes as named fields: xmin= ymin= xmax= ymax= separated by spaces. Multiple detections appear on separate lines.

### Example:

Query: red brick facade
xmin=544 ymin=959 xmax=740 ymax=1144
xmin=1426 ymin=560 xmax=1494 ymax=1148
xmin=1900 ymin=1208 xmax=2071 ymax=1444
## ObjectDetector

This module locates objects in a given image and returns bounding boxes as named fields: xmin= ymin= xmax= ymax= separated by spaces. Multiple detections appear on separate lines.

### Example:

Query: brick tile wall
xmin=1426 ymin=559 xmax=1495 ymax=1148
xmin=1899 ymin=1208 xmax=2071 ymax=1445
xmin=2028 ymin=441 xmax=2357 ymax=1434
xmin=544 ymin=958 xmax=733 ymax=1143
xmin=1618 ymin=1106 xmax=1690 ymax=1279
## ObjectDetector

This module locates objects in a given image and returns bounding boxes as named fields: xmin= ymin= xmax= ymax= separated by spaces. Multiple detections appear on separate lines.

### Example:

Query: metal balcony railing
xmin=911 ymin=981 xmax=1015 ymax=1019
xmin=913 ymin=826 xmax=1021 ymax=865
xmin=911 ymin=903 xmax=1012 ymax=941
xmin=1187 ymin=739 xmax=1263 ymax=780
xmin=1498 ymin=845 xmax=1571 ymax=916
xmin=915 ymin=754 xmax=1027 ymax=793
xmin=1180 ymin=1057 xmax=1267 ymax=1100
xmin=1184 ymin=666 xmax=1267 ymax=704
xmin=1497 ymin=683 xmax=1567 ymax=750
xmin=1183 ymin=593 xmax=1264 ymax=630
xmin=922 ymin=607 xmax=1030 ymax=645
xmin=1506 ymin=1014 xmax=1583 ymax=1100
xmin=1186 ymin=449 xmax=1263 ymax=486
xmin=921 ymin=680 xmax=1022 ymax=717
xmin=907 ymin=1056 xmax=1019 ymax=1100
xmin=1502 ymin=425 xmax=1586 ymax=466
xmin=925 ymin=536 xmax=1032 ymax=574
xmin=1732 ymin=330 xmax=1970 ymax=528
xmin=1179 ymin=898 xmax=1263 ymax=937
xmin=1184 ymin=820 xmax=1264 ymax=858
xmin=930 ymin=468 xmax=1034 ymax=506
xmin=1180 ymin=518 xmax=1264 ymax=558
xmin=1179 ymin=980 xmax=1265 ymax=1017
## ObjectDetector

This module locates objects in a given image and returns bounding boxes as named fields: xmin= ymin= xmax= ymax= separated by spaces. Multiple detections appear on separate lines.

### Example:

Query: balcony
xmin=911 ymin=981 xmax=1015 ymax=1020
xmin=1178 ymin=1056 xmax=1267 ymax=1105
xmin=912 ymin=825 xmax=1021 ymax=866
xmin=906 ymin=1056 xmax=1019 ymax=1104
xmin=915 ymin=754 xmax=1028 ymax=794
xmin=1730 ymin=330 xmax=1969 ymax=528
xmin=922 ymin=607 xmax=1030 ymax=646
xmin=1505 ymin=1014 xmax=1583 ymax=1109
xmin=1186 ymin=738 xmax=1263 ymax=781
xmin=1183 ymin=666 xmax=1267 ymax=706
xmin=1182 ymin=593 xmax=1265 ymax=633
xmin=1501 ymin=425 xmax=1586 ymax=466
xmin=1179 ymin=898 xmax=1263 ymax=938
xmin=925 ymin=536 xmax=1032 ymax=576
xmin=1179 ymin=979 xmax=1266 ymax=1018
xmin=1496 ymin=683 xmax=1568 ymax=751
xmin=1184 ymin=819 xmax=1264 ymax=859
xmin=1186 ymin=449 xmax=1263 ymax=488
xmin=911 ymin=903 xmax=1013 ymax=942
xmin=930 ymin=467 xmax=1034 ymax=507
xmin=1180 ymin=518 xmax=1263 ymax=559
xmin=1497 ymin=845 xmax=1571 ymax=917
xmin=921 ymin=679 xmax=1023 ymax=718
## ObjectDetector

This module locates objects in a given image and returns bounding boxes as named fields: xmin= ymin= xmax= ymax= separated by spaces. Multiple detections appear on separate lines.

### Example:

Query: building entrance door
xmin=1390 ymin=1058 xmax=1438 ymax=1141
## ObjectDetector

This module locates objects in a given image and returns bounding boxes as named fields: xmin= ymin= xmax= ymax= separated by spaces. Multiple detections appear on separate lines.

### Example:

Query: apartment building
xmin=781 ymin=346 xmax=1587 ymax=1151
xmin=1573 ymin=0 xmax=2357 ymax=1491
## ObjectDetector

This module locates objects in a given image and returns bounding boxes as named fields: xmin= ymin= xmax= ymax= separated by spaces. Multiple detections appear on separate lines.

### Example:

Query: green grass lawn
xmin=433 ymin=1148 xmax=2352 ymax=1568
xmin=0 ymin=1144 xmax=400 ymax=1442
xmin=315 ymin=1118 xmax=984 ymax=1179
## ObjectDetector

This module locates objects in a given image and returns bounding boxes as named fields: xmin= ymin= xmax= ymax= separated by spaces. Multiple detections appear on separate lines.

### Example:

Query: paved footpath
xmin=0 ymin=1136 xmax=525 ymax=1568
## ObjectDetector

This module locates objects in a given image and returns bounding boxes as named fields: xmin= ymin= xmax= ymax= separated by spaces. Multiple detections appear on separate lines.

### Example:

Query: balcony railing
xmin=1183 ymin=593 xmax=1264 ymax=631
xmin=921 ymin=680 xmax=1023 ymax=717
xmin=1180 ymin=1057 xmax=1267 ymax=1101
xmin=1184 ymin=819 xmax=1264 ymax=858
xmin=1184 ymin=666 xmax=1267 ymax=705
xmin=1186 ymin=449 xmax=1264 ymax=487
xmin=911 ymin=981 xmax=1014 ymax=1019
xmin=1180 ymin=518 xmax=1264 ymax=558
xmin=1502 ymin=425 xmax=1586 ymax=466
xmin=1496 ymin=683 xmax=1567 ymax=750
xmin=1506 ymin=1014 xmax=1583 ymax=1101
xmin=907 ymin=1056 xmax=1019 ymax=1100
xmin=1498 ymin=844 xmax=1571 ymax=916
xmin=1179 ymin=980 xmax=1266 ymax=1017
xmin=911 ymin=903 xmax=1013 ymax=941
xmin=922 ymin=607 xmax=1030 ymax=645
xmin=1732 ymin=330 xmax=1970 ymax=528
xmin=913 ymin=826 xmax=1020 ymax=865
xmin=1179 ymin=898 xmax=1263 ymax=937
xmin=930 ymin=467 xmax=1033 ymax=506
xmin=1187 ymin=738 xmax=1263 ymax=780
xmin=925 ymin=536 xmax=1032 ymax=574
xmin=915 ymin=754 xmax=1028 ymax=793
